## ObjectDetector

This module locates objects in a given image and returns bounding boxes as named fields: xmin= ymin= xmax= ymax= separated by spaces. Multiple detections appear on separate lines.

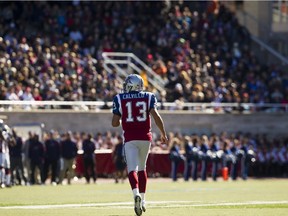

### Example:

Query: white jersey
xmin=0 ymin=139 xmax=10 ymax=168
xmin=0 ymin=140 xmax=9 ymax=154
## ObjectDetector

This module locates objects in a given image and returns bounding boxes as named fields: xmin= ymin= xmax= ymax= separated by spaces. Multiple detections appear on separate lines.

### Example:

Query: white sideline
xmin=1 ymin=200 xmax=288 ymax=209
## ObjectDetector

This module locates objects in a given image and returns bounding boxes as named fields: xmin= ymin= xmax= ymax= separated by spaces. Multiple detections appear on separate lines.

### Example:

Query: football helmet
xmin=123 ymin=74 xmax=144 ymax=93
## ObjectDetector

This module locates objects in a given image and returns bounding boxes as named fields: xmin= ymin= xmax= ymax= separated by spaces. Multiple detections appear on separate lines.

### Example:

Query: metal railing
xmin=102 ymin=52 xmax=166 ymax=93
xmin=0 ymin=100 xmax=287 ymax=113
xmin=251 ymin=35 xmax=288 ymax=67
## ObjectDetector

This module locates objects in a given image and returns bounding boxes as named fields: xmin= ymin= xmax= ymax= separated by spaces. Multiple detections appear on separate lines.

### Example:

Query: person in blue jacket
xmin=169 ymin=138 xmax=184 ymax=181
xmin=230 ymin=139 xmax=240 ymax=180
xmin=191 ymin=136 xmax=200 ymax=181
xmin=183 ymin=136 xmax=193 ymax=181
xmin=200 ymin=135 xmax=209 ymax=181
xmin=209 ymin=136 xmax=220 ymax=181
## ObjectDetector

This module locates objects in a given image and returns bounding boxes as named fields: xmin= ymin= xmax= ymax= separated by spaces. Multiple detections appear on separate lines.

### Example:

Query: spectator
xmin=21 ymin=87 xmax=34 ymax=110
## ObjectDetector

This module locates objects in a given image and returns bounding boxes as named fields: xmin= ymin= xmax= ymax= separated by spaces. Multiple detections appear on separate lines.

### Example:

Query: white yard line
xmin=1 ymin=200 xmax=288 ymax=210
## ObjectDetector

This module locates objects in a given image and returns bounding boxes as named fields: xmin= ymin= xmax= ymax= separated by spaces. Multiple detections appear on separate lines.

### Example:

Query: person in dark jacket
xmin=191 ymin=136 xmax=200 ymax=181
xmin=43 ymin=130 xmax=61 ymax=185
xmin=230 ymin=139 xmax=240 ymax=180
xmin=113 ymin=136 xmax=126 ymax=183
xmin=183 ymin=136 xmax=193 ymax=181
xmin=209 ymin=136 xmax=220 ymax=181
xmin=59 ymin=131 xmax=78 ymax=185
xmin=28 ymin=134 xmax=45 ymax=185
xmin=9 ymin=129 xmax=27 ymax=185
xmin=82 ymin=133 xmax=97 ymax=184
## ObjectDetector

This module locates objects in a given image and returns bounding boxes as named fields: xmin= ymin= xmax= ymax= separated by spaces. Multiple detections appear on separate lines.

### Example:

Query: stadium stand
xmin=0 ymin=1 xmax=287 ymax=107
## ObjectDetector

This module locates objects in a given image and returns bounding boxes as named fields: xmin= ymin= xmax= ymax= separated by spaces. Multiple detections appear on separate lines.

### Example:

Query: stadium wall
xmin=0 ymin=111 xmax=287 ymax=137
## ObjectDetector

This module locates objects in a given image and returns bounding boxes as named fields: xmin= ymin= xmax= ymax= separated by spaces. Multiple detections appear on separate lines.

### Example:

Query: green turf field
xmin=0 ymin=178 xmax=288 ymax=216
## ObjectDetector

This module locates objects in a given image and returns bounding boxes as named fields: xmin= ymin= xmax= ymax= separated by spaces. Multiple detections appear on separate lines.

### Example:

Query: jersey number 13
xmin=125 ymin=101 xmax=147 ymax=122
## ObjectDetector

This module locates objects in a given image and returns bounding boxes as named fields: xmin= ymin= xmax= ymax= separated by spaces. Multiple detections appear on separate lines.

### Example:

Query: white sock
xmin=0 ymin=169 xmax=4 ymax=183
xmin=140 ymin=193 xmax=145 ymax=202
xmin=132 ymin=188 xmax=140 ymax=197
xmin=5 ymin=174 xmax=11 ymax=185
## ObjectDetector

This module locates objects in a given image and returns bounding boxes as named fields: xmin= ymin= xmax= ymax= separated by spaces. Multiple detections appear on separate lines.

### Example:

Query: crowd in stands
xmin=0 ymin=1 xmax=287 ymax=110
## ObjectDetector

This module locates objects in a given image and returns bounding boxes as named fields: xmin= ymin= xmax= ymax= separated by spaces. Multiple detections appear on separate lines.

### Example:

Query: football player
xmin=0 ymin=121 xmax=14 ymax=188
xmin=112 ymin=74 xmax=168 ymax=216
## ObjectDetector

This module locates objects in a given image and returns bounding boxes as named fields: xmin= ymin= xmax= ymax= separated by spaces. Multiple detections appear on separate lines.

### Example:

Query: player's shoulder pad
xmin=143 ymin=91 xmax=155 ymax=97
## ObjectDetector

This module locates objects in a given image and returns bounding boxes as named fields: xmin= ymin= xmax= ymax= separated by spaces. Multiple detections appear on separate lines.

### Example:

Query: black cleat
xmin=134 ymin=195 xmax=142 ymax=216
xmin=142 ymin=201 xmax=146 ymax=212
